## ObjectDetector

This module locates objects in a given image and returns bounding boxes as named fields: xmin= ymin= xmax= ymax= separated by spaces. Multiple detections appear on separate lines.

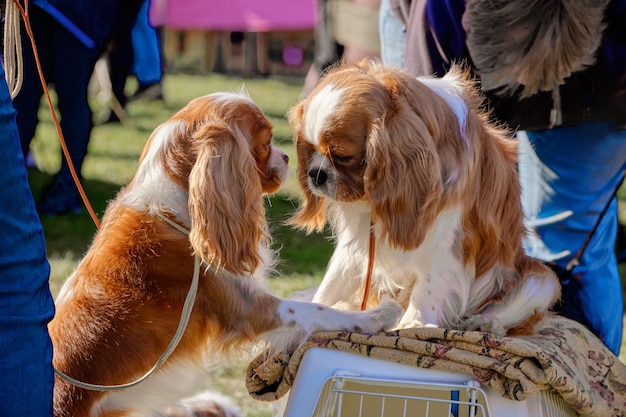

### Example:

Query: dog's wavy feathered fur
xmin=49 ymin=91 xmax=402 ymax=417
xmin=289 ymin=61 xmax=560 ymax=335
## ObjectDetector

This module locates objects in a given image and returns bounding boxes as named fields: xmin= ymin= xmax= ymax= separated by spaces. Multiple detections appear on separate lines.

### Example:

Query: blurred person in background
xmin=301 ymin=0 xmax=343 ymax=98
xmin=107 ymin=0 xmax=164 ymax=123
xmin=378 ymin=0 xmax=405 ymax=69
xmin=382 ymin=0 xmax=626 ymax=354
xmin=330 ymin=0 xmax=381 ymax=63
xmin=301 ymin=0 xmax=381 ymax=97
xmin=126 ymin=0 xmax=163 ymax=102
xmin=13 ymin=0 xmax=142 ymax=215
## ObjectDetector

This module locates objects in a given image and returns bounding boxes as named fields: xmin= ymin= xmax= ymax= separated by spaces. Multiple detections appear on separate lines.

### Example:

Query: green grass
xmin=29 ymin=71 xmax=626 ymax=416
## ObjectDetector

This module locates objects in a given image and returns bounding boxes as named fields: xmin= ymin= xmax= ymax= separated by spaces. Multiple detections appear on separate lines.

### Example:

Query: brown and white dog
xmin=49 ymin=91 xmax=402 ymax=417
xmin=289 ymin=61 xmax=560 ymax=336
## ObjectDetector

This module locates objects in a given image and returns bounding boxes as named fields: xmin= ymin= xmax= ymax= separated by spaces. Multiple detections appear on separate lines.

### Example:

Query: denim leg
xmin=0 ymin=64 xmax=55 ymax=416
xmin=519 ymin=122 xmax=626 ymax=354
xmin=378 ymin=0 xmax=406 ymax=68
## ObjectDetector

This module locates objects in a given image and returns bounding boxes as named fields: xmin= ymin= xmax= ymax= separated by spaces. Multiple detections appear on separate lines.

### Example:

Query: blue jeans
xmin=378 ymin=0 xmax=406 ymax=68
xmin=0 ymin=66 xmax=55 ymax=414
xmin=519 ymin=122 xmax=626 ymax=354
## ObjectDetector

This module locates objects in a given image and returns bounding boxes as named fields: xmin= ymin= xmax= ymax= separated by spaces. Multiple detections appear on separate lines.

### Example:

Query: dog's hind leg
xmin=460 ymin=261 xmax=560 ymax=335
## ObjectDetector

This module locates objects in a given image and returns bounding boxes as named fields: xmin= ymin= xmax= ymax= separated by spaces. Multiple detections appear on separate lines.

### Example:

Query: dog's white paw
xmin=459 ymin=314 xmax=506 ymax=336
xmin=396 ymin=320 xmax=438 ymax=330
xmin=359 ymin=299 xmax=403 ymax=333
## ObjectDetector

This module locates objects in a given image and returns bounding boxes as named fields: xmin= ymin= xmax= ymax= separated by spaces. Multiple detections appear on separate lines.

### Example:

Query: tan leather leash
xmin=10 ymin=0 xmax=101 ymax=228
xmin=360 ymin=220 xmax=375 ymax=310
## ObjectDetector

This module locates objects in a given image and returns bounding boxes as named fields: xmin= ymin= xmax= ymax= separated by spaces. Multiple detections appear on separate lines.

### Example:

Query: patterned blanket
xmin=246 ymin=316 xmax=626 ymax=417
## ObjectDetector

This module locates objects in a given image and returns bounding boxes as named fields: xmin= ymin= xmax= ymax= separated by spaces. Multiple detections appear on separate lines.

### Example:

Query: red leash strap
xmin=360 ymin=221 xmax=375 ymax=310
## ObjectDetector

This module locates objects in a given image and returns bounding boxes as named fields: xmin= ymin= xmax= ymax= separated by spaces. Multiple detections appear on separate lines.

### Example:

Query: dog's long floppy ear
xmin=365 ymin=93 xmax=444 ymax=250
xmin=287 ymin=101 xmax=327 ymax=234
xmin=188 ymin=123 xmax=266 ymax=276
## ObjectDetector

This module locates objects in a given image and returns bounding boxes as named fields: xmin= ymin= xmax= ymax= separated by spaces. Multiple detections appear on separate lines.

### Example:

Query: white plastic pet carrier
xmin=283 ymin=348 xmax=577 ymax=417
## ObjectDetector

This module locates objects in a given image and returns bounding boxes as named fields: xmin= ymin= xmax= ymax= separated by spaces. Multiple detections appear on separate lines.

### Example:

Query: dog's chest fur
xmin=328 ymin=203 xmax=469 ymax=326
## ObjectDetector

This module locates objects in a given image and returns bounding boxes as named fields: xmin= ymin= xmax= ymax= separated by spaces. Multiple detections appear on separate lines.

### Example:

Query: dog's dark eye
xmin=333 ymin=155 xmax=352 ymax=163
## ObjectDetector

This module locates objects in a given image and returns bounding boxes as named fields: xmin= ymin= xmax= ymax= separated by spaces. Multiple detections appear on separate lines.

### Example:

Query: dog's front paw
xmin=459 ymin=315 xmax=506 ymax=336
xmin=360 ymin=300 xmax=403 ymax=333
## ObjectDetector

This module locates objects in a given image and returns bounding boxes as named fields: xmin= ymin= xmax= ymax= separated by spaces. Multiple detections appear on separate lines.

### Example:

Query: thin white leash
xmin=54 ymin=212 xmax=200 ymax=391
xmin=3 ymin=0 xmax=23 ymax=98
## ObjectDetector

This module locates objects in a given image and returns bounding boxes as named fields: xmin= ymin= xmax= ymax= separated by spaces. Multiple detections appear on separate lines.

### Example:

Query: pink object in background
xmin=282 ymin=44 xmax=305 ymax=67
xmin=149 ymin=0 xmax=318 ymax=31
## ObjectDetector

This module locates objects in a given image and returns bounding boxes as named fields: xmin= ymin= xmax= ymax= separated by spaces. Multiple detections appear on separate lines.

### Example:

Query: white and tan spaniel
xmin=289 ymin=61 xmax=560 ymax=336
xmin=49 ymin=91 xmax=402 ymax=417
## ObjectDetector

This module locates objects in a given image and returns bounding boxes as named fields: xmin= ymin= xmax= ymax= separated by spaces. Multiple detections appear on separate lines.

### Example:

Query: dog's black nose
xmin=308 ymin=169 xmax=328 ymax=186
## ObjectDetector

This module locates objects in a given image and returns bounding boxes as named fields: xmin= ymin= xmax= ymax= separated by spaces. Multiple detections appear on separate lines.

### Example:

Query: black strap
xmin=564 ymin=169 xmax=625 ymax=272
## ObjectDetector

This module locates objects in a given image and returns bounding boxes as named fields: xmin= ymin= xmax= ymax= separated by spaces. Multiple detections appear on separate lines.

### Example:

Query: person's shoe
xmin=127 ymin=82 xmax=163 ymax=102
xmin=36 ymin=175 xmax=84 ymax=216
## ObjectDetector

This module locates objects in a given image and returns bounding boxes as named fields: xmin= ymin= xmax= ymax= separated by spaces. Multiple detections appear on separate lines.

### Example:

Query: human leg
xmin=378 ymin=0 xmax=406 ymax=68
xmin=37 ymin=23 xmax=99 ymax=215
xmin=0 ymin=62 xmax=55 ymax=417
xmin=12 ymin=6 xmax=52 ymax=159
xmin=301 ymin=0 xmax=341 ymax=98
xmin=519 ymin=122 xmax=626 ymax=354
xmin=108 ymin=28 xmax=135 ymax=111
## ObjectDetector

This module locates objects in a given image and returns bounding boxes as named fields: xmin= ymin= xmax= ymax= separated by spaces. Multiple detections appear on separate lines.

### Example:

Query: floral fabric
xmin=246 ymin=316 xmax=626 ymax=417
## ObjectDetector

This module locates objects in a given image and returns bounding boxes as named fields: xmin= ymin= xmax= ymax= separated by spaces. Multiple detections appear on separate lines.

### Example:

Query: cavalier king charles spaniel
xmin=289 ymin=61 xmax=560 ymax=336
xmin=49 ymin=91 xmax=402 ymax=417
